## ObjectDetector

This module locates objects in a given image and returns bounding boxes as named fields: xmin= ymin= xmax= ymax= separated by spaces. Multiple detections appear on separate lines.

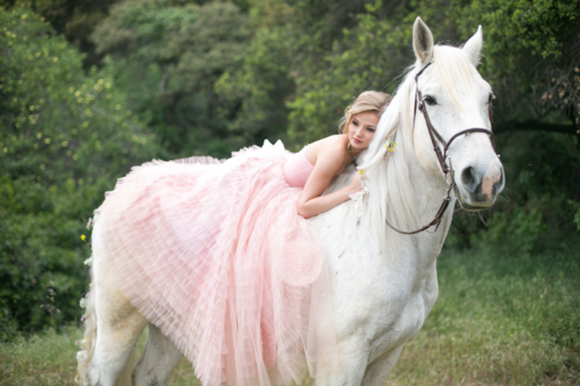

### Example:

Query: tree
xmin=0 ymin=6 xmax=158 ymax=335
xmin=0 ymin=0 xmax=119 ymax=66
xmin=92 ymin=0 xmax=253 ymax=157
xmin=451 ymin=0 xmax=580 ymax=136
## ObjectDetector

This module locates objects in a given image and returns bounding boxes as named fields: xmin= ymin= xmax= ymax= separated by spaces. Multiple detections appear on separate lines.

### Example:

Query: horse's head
xmin=354 ymin=18 xmax=506 ymax=237
xmin=410 ymin=17 xmax=505 ymax=210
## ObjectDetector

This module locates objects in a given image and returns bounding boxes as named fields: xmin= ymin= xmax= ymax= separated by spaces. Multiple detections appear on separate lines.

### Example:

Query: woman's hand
xmin=347 ymin=173 xmax=363 ymax=195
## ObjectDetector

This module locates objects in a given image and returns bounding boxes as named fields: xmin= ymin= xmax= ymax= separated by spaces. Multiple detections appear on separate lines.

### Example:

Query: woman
xmin=295 ymin=91 xmax=391 ymax=218
xmin=92 ymin=90 xmax=391 ymax=385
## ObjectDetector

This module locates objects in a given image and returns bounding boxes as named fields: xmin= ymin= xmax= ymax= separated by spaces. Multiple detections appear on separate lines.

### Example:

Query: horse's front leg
xmin=361 ymin=345 xmax=403 ymax=385
xmin=133 ymin=323 xmax=184 ymax=385
xmin=314 ymin=334 xmax=369 ymax=386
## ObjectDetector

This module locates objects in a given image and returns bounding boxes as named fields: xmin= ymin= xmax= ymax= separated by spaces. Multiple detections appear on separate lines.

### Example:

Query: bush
xmin=448 ymin=130 xmax=580 ymax=254
xmin=0 ymin=6 xmax=159 ymax=336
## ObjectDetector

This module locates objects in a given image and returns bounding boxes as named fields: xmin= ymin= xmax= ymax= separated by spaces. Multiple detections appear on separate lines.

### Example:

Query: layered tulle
xmin=94 ymin=142 xmax=336 ymax=385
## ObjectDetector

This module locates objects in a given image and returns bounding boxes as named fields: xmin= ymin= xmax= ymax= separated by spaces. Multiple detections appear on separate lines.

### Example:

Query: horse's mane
xmin=349 ymin=44 xmax=480 ymax=252
xmin=354 ymin=72 xmax=417 ymax=252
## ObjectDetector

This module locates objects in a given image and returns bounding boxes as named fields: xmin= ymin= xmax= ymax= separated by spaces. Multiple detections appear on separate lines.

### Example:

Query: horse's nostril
xmin=493 ymin=170 xmax=505 ymax=195
xmin=461 ymin=167 xmax=476 ymax=187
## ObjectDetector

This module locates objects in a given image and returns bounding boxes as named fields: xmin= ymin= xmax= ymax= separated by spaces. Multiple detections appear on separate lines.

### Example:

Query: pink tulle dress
xmin=94 ymin=141 xmax=337 ymax=385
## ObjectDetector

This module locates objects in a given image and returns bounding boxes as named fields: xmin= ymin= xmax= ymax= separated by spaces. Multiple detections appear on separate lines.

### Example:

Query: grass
xmin=0 ymin=326 xmax=201 ymax=385
xmin=0 ymin=326 xmax=79 ymax=385
xmin=1 ymin=248 xmax=578 ymax=385
xmin=389 ymin=247 xmax=580 ymax=385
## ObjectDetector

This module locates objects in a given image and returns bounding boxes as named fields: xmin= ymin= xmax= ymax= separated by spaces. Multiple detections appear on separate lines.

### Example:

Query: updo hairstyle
xmin=339 ymin=90 xmax=392 ymax=135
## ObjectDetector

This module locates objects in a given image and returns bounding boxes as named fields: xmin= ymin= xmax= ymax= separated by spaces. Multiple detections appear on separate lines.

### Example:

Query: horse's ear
xmin=413 ymin=17 xmax=434 ymax=65
xmin=462 ymin=25 xmax=483 ymax=67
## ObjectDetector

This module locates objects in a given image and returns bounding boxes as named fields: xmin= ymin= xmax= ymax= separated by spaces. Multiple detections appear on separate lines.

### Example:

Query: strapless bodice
xmin=283 ymin=151 xmax=314 ymax=187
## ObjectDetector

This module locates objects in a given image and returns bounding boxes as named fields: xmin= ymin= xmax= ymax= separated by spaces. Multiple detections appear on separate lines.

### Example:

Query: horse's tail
xmin=75 ymin=262 xmax=96 ymax=385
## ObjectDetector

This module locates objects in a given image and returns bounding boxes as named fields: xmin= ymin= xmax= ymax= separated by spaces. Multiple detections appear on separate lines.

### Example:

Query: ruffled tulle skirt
xmin=94 ymin=142 xmax=336 ymax=385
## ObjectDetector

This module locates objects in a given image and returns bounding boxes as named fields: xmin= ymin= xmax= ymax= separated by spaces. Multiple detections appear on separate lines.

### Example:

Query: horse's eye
xmin=424 ymin=95 xmax=437 ymax=106
xmin=488 ymin=93 xmax=495 ymax=105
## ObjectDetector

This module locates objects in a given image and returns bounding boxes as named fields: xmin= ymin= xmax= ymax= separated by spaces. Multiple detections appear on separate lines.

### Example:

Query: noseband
xmin=386 ymin=62 xmax=497 ymax=235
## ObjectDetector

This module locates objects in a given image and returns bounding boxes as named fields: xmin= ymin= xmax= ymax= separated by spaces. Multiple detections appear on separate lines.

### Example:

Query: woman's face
xmin=347 ymin=111 xmax=379 ymax=154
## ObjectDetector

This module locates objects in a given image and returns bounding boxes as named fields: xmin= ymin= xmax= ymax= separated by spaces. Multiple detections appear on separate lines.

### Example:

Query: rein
xmin=385 ymin=62 xmax=496 ymax=235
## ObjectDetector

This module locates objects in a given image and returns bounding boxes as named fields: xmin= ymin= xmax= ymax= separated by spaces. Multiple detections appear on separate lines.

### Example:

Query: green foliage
xmin=92 ymin=0 xmax=253 ymax=157
xmin=0 ymin=6 xmax=159 ymax=335
xmin=0 ymin=0 xmax=120 ymax=66
xmin=451 ymin=0 xmax=580 ymax=126
xmin=216 ymin=1 xmax=415 ymax=146
xmin=462 ymin=130 xmax=580 ymax=254
xmin=215 ymin=25 xmax=296 ymax=148
xmin=473 ymin=204 xmax=546 ymax=255
xmin=287 ymin=2 xmax=416 ymax=143
xmin=572 ymin=199 xmax=580 ymax=231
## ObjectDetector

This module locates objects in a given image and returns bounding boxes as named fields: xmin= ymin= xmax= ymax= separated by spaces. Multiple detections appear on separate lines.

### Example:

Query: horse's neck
xmin=404 ymin=154 xmax=454 ymax=265
xmin=377 ymin=127 xmax=454 ymax=272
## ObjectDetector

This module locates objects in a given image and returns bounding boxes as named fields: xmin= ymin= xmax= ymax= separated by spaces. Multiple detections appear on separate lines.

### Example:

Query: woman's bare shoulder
xmin=304 ymin=134 xmax=347 ymax=162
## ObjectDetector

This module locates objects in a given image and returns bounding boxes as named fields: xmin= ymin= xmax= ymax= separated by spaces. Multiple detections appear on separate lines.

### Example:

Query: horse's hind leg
xmin=86 ymin=267 xmax=147 ymax=385
xmin=133 ymin=323 xmax=184 ymax=385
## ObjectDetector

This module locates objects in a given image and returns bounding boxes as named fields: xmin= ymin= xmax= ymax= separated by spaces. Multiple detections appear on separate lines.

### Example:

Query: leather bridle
xmin=385 ymin=62 xmax=497 ymax=235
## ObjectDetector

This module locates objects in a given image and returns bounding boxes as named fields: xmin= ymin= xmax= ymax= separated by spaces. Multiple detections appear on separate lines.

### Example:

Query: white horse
xmin=76 ymin=17 xmax=504 ymax=386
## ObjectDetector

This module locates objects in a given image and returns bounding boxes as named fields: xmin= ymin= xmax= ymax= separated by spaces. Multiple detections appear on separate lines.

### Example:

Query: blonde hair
xmin=339 ymin=90 xmax=392 ymax=135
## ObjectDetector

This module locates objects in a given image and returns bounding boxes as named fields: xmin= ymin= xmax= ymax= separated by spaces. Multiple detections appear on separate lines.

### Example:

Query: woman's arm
xmin=297 ymin=145 xmax=361 ymax=219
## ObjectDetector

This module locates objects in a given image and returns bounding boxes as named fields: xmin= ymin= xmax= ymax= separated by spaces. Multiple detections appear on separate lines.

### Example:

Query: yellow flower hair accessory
xmin=383 ymin=140 xmax=397 ymax=160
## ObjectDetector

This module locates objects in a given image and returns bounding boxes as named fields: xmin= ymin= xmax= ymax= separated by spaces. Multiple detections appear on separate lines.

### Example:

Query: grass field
xmin=1 ymin=247 xmax=578 ymax=385
xmin=389 ymin=247 xmax=580 ymax=385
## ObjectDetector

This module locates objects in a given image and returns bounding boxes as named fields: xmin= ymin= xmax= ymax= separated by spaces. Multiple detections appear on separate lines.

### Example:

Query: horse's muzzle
xmin=456 ymin=163 xmax=505 ymax=210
